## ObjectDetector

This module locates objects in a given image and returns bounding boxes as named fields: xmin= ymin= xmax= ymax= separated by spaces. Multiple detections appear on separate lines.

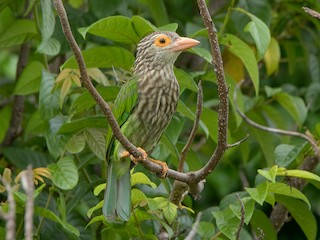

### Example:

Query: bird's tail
xmin=103 ymin=162 xmax=131 ymax=222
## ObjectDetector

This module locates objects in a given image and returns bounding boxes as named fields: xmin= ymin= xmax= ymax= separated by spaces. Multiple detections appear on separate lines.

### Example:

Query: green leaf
xmin=229 ymin=197 xmax=255 ymax=225
xmin=46 ymin=116 xmax=68 ymax=159
xmin=273 ymin=92 xmax=307 ymax=126
xmin=0 ymin=106 xmax=11 ymax=143
xmin=197 ymin=222 xmax=215 ymax=239
xmin=237 ymin=8 xmax=271 ymax=60
xmin=131 ymin=188 xmax=148 ymax=207
xmin=84 ymin=128 xmax=106 ymax=160
xmin=132 ymin=15 xmax=156 ymax=38
xmin=220 ymin=34 xmax=259 ymax=95
xmin=49 ymin=156 xmax=79 ymax=190
xmin=212 ymin=207 xmax=240 ymax=240
xmin=158 ymin=23 xmax=178 ymax=32
xmin=163 ymin=201 xmax=177 ymax=225
xmin=79 ymin=15 xmax=139 ymax=44
xmin=245 ymin=182 xmax=269 ymax=205
xmin=65 ymin=133 xmax=86 ymax=154
xmin=14 ymin=61 xmax=44 ymax=95
xmin=0 ymin=19 xmax=37 ymax=48
xmin=39 ymin=70 xmax=60 ymax=120
xmin=35 ymin=207 xmax=80 ymax=237
xmin=131 ymin=172 xmax=157 ymax=188
xmin=189 ymin=47 xmax=212 ymax=63
xmin=276 ymin=168 xmax=320 ymax=189
xmin=37 ymin=37 xmax=61 ymax=56
xmin=174 ymin=68 xmax=198 ymax=92
xmin=58 ymin=116 xmax=108 ymax=134
xmin=268 ymin=182 xmax=310 ymax=208
xmin=274 ymin=143 xmax=309 ymax=168
xmin=258 ymin=165 xmax=278 ymax=182
xmin=250 ymin=210 xmax=277 ymax=240
xmin=63 ymin=46 xmax=134 ymax=70
xmin=93 ymin=183 xmax=106 ymax=196
xmin=25 ymin=110 xmax=46 ymax=136
xmin=276 ymin=195 xmax=317 ymax=240
xmin=87 ymin=200 xmax=103 ymax=218
xmin=70 ymin=86 xmax=120 ymax=114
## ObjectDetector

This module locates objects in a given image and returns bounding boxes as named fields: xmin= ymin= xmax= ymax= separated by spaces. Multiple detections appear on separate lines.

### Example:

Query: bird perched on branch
xmin=103 ymin=31 xmax=199 ymax=222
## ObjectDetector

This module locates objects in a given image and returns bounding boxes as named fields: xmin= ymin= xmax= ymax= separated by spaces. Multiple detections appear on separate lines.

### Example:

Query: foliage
xmin=0 ymin=0 xmax=320 ymax=239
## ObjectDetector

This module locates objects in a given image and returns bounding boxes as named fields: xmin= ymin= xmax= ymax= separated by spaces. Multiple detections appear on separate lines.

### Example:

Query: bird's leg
xmin=120 ymin=147 xmax=168 ymax=177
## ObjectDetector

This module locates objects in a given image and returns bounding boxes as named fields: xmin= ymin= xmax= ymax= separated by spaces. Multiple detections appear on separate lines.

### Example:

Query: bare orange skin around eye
xmin=154 ymin=35 xmax=171 ymax=47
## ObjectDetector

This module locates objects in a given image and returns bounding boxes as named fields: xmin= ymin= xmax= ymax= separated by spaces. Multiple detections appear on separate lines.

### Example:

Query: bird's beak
xmin=171 ymin=37 xmax=200 ymax=52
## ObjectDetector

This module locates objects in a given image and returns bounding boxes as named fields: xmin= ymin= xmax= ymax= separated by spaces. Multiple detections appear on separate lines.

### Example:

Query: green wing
xmin=105 ymin=78 xmax=139 ymax=149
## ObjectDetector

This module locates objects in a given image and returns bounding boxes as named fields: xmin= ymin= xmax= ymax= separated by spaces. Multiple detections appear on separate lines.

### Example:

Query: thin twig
xmin=227 ymin=134 xmax=249 ymax=148
xmin=22 ymin=166 xmax=34 ymax=240
xmin=185 ymin=212 xmax=203 ymax=240
xmin=0 ymin=176 xmax=16 ymax=240
xmin=233 ymin=81 xmax=320 ymax=158
xmin=303 ymin=7 xmax=320 ymax=19
xmin=178 ymin=81 xmax=203 ymax=172
xmin=235 ymin=194 xmax=245 ymax=240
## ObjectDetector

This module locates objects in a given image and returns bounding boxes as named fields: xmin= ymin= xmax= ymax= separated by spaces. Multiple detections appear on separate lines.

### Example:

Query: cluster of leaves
xmin=0 ymin=0 xmax=319 ymax=239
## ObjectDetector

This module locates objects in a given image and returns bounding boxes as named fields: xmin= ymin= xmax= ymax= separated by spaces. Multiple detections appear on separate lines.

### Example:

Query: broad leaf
xmin=78 ymin=15 xmax=139 ymax=44
xmin=84 ymin=128 xmax=107 ymax=160
xmin=14 ymin=61 xmax=44 ymax=95
xmin=48 ymin=156 xmax=79 ymax=190
xmin=220 ymin=34 xmax=259 ymax=95
xmin=63 ymin=46 xmax=134 ymax=70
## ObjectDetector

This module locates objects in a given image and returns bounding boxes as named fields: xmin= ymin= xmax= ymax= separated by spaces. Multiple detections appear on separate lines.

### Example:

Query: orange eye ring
xmin=154 ymin=35 xmax=171 ymax=47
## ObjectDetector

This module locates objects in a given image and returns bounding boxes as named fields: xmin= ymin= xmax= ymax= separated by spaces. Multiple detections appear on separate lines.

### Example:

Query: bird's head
xmin=134 ymin=31 xmax=200 ymax=73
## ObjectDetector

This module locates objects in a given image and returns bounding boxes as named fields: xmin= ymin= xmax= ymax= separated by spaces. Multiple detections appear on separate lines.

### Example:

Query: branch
xmin=233 ymin=81 xmax=320 ymax=158
xmin=193 ymin=0 xmax=229 ymax=181
xmin=178 ymin=81 xmax=203 ymax=172
xmin=0 ymin=175 xmax=16 ymax=240
xmin=303 ymin=7 xmax=320 ymax=19
xmin=235 ymin=194 xmax=245 ymax=240
xmin=22 ymin=166 xmax=34 ymax=240
xmin=185 ymin=212 xmax=203 ymax=240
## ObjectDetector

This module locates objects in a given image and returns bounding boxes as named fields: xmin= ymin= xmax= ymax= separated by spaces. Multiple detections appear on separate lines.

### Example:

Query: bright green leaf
xmin=132 ymin=15 xmax=156 ymax=38
xmin=274 ymin=143 xmax=309 ymax=168
xmin=189 ymin=47 xmax=212 ymax=63
xmin=131 ymin=188 xmax=148 ymax=207
xmin=87 ymin=200 xmax=103 ymax=218
xmin=63 ymin=46 xmax=134 ymax=70
xmin=268 ymin=182 xmax=310 ymax=208
xmin=245 ymin=182 xmax=269 ymax=205
xmin=174 ymin=68 xmax=198 ymax=92
xmin=79 ymin=16 xmax=139 ymax=44
xmin=131 ymin=172 xmax=157 ymax=188
xmin=258 ymin=165 xmax=278 ymax=182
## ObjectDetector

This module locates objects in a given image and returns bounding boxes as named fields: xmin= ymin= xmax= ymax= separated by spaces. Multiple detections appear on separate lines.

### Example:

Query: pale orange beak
xmin=171 ymin=37 xmax=200 ymax=52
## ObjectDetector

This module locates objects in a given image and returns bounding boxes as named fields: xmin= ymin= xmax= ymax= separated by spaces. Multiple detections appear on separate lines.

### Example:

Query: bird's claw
xmin=120 ymin=147 xmax=168 ymax=178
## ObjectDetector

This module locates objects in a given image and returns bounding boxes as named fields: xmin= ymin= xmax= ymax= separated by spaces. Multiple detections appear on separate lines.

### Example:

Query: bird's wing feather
xmin=105 ymin=77 xmax=139 ymax=149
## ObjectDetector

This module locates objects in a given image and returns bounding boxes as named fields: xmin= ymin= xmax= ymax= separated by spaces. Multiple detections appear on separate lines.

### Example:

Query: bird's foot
xmin=120 ymin=147 xmax=168 ymax=178
xmin=120 ymin=147 xmax=148 ymax=163
xmin=148 ymin=158 xmax=168 ymax=178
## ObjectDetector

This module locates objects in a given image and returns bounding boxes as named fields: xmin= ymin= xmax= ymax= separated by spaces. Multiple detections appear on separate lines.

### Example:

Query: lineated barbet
xmin=103 ymin=31 xmax=199 ymax=222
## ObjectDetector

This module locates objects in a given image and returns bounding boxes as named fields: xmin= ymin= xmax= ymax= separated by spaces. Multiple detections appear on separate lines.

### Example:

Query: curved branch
xmin=177 ymin=81 xmax=203 ymax=172
xmin=233 ymin=81 xmax=320 ymax=158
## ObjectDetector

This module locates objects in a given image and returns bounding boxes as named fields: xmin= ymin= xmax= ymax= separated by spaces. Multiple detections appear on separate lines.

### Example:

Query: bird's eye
xmin=154 ymin=35 xmax=171 ymax=47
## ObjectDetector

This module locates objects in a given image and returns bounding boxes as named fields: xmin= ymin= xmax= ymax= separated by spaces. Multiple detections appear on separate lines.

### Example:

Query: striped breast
xmin=124 ymin=64 xmax=179 ymax=153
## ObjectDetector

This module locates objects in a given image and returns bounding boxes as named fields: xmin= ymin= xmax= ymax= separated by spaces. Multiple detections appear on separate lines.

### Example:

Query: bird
xmin=103 ymin=31 xmax=199 ymax=222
